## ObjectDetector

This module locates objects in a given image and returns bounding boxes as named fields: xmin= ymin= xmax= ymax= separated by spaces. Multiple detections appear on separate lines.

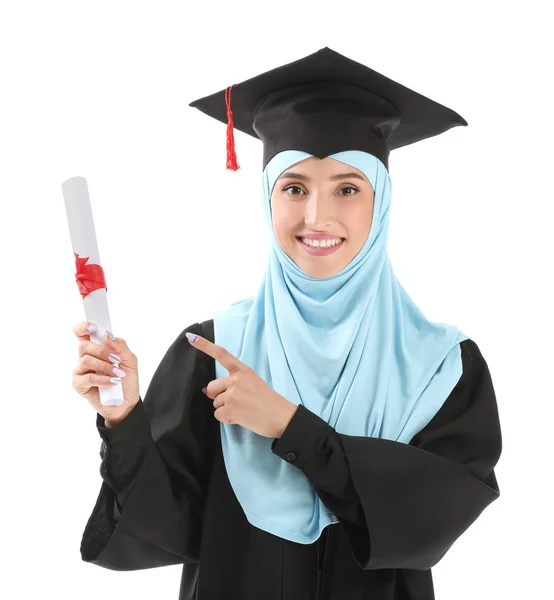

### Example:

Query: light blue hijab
xmin=213 ymin=149 xmax=469 ymax=544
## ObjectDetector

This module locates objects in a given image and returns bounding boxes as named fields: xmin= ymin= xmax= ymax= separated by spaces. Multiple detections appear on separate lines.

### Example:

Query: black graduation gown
xmin=80 ymin=319 xmax=502 ymax=600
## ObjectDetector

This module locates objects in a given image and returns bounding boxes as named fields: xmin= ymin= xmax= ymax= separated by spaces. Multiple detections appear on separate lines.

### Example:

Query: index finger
xmin=185 ymin=332 xmax=243 ymax=374
xmin=77 ymin=338 xmax=116 ymax=362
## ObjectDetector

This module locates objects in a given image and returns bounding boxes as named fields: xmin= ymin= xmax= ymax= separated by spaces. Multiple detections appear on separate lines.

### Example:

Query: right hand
xmin=72 ymin=321 xmax=141 ymax=426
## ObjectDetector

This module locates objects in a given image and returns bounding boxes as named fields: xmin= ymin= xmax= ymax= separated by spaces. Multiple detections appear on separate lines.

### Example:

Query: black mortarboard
xmin=188 ymin=47 xmax=467 ymax=172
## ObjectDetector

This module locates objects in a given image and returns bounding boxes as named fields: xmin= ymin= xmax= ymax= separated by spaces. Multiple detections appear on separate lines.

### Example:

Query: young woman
xmin=73 ymin=47 xmax=502 ymax=600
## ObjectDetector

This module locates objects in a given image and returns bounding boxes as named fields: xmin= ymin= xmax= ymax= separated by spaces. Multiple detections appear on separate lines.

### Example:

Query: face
xmin=270 ymin=156 xmax=375 ymax=279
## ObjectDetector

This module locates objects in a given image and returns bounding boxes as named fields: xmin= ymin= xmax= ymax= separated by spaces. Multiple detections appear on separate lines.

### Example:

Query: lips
xmin=296 ymin=236 xmax=345 ymax=255
xmin=296 ymin=236 xmax=345 ymax=242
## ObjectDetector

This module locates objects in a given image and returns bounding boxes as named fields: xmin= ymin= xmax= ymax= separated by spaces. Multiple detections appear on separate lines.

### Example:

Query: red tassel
xmin=225 ymin=84 xmax=240 ymax=171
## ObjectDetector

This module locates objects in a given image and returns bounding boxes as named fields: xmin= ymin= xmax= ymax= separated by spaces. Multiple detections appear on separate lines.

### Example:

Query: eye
xmin=339 ymin=186 xmax=359 ymax=196
xmin=282 ymin=184 xmax=305 ymax=197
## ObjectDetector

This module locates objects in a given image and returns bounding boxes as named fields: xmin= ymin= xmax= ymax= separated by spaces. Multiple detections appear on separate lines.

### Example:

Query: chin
xmin=299 ymin=261 xmax=345 ymax=279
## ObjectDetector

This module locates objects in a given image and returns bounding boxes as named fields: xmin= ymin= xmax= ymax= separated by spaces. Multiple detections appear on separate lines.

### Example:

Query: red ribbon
xmin=74 ymin=252 xmax=108 ymax=298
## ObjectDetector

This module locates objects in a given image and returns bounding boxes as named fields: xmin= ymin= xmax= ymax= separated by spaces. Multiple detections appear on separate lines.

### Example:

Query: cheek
xmin=271 ymin=199 xmax=298 ymax=236
xmin=350 ymin=204 xmax=374 ymax=241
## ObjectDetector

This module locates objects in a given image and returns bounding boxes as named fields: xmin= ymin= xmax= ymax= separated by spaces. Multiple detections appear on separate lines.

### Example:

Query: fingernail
xmin=109 ymin=377 xmax=121 ymax=384
xmin=108 ymin=353 xmax=122 ymax=364
xmin=106 ymin=330 xmax=116 ymax=341
xmin=113 ymin=367 xmax=126 ymax=377
xmin=86 ymin=323 xmax=98 ymax=333
xmin=202 ymin=387 xmax=207 ymax=395
xmin=186 ymin=332 xmax=198 ymax=342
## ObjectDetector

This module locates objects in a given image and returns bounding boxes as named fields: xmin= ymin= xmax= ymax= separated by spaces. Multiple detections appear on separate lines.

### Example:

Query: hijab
xmin=213 ymin=149 xmax=469 ymax=544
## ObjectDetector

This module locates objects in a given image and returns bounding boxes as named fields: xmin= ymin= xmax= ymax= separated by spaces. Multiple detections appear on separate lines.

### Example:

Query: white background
xmin=1 ymin=1 xmax=551 ymax=598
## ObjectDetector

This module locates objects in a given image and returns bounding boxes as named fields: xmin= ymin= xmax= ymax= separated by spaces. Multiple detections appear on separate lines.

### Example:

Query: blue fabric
xmin=213 ymin=150 xmax=469 ymax=544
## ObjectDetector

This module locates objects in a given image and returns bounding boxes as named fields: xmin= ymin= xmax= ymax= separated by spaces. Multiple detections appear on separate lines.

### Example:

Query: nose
xmin=303 ymin=193 xmax=335 ymax=229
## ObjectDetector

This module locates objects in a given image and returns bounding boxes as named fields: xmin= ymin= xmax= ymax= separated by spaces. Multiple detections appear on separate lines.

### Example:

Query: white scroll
xmin=62 ymin=176 xmax=123 ymax=406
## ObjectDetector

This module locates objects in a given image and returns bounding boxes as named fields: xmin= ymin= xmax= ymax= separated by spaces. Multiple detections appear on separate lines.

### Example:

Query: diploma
xmin=62 ymin=176 xmax=123 ymax=406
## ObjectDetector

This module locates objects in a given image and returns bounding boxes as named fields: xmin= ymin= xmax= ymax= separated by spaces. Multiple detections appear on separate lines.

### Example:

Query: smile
xmin=296 ymin=237 xmax=345 ymax=256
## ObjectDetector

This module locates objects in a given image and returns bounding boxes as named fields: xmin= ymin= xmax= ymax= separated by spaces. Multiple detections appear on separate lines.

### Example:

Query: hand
xmin=186 ymin=333 xmax=298 ymax=439
xmin=71 ymin=321 xmax=141 ymax=426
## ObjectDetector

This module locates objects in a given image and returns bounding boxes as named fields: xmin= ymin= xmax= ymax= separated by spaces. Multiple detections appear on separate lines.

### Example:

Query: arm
xmin=271 ymin=338 xmax=502 ymax=571
xmin=96 ymin=399 xmax=151 ymax=513
xmin=80 ymin=320 xmax=219 ymax=571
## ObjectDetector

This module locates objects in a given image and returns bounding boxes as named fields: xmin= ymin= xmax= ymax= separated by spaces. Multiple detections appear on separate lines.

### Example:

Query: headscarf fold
xmin=213 ymin=150 xmax=468 ymax=544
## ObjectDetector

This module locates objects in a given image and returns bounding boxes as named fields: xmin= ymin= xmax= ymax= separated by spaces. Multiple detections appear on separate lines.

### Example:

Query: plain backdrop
xmin=1 ymin=1 xmax=551 ymax=598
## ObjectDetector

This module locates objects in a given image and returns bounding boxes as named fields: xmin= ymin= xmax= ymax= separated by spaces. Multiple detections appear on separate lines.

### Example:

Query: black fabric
xmin=80 ymin=319 xmax=502 ymax=599
xmin=81 ymin=321 xmax=217 ymax=570
xmin=96 ymin=399 xmax=151 ymax=512
xmin=188 ymin=47 xmax=468 ymax=171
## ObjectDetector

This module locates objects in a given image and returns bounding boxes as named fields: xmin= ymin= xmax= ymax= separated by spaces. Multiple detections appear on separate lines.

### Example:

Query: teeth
xmin=300 ymin=237 xmax=342 ymax=248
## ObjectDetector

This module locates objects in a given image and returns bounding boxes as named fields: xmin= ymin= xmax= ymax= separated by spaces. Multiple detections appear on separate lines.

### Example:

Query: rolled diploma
xmin=62 ymin=176 xmax=123 ymax=406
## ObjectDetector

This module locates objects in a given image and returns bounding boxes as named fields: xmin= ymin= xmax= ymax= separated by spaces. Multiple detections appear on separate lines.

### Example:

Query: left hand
xmin=187 ymin=333 xmax=298 ymax=439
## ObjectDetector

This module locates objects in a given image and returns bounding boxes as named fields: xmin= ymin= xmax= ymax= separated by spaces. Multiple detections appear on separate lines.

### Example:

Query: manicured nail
xmin=202 ymin=387 xmax=207 ymax=395
xmin=186 ymin=332 xmax=198 ymax=342
xmin=106 ymin=330 xmax=116 ymax=340
xmin=86 ymin=323 xmax=98 ymax=333
xmin=112 ymin=367 xmax=126 ymax=377
xmin=108 ymin=353 xmax=122 ymax=364
xmin=109 ymin=377 xmax=121 ymax=384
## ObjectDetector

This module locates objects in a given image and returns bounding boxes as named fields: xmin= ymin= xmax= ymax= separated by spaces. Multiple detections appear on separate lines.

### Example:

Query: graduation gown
xmin=80 ymin=319 xmax=502 ymax=600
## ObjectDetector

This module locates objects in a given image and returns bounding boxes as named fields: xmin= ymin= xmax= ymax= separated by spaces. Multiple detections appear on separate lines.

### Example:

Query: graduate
xmin=79 ymin=47 xmax=502 ymax=599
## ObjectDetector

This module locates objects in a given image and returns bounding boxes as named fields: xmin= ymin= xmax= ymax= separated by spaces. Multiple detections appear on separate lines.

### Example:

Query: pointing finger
xmin=185 ymin=332 xmax=243 ymax=374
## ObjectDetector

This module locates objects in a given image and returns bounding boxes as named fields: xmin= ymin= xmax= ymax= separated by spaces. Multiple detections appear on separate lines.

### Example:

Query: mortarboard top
xmin=188 ymin=47 xmax=467 ymax=172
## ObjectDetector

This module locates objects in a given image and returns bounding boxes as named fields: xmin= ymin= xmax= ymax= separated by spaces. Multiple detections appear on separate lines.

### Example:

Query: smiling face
xmin=270 ymin=156 xmax=375 ymax=279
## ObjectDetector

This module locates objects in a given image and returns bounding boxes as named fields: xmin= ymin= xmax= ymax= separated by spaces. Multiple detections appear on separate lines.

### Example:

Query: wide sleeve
xmin=95 ymin=398 xmax=152 ymax=514
xmin=271 ymin=338 xmax=502 ymax=571
xmin=80 ymin=320 xmax=218 ymax=571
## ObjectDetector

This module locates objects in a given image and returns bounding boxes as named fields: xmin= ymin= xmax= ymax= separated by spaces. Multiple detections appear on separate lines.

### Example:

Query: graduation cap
xmin=188 ymin=46 xmax=467 ymax=172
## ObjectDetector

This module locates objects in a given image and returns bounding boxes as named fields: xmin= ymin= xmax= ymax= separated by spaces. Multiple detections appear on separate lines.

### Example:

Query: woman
xmin=74 ymin=47 xmax=502 ymax=599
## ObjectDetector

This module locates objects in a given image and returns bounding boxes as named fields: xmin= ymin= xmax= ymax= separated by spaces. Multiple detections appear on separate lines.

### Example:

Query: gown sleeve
xmin=271 ymin=338 xmax=502 ymax=571
xmin=95 ymin=395 xmax=160 ymax=515
xmin=80 ymin=320 xmax=218 ymax=571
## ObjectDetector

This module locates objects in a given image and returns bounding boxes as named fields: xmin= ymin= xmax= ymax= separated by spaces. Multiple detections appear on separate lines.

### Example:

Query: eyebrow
xmin=277 ymin=171 xmax=367 ymax=183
